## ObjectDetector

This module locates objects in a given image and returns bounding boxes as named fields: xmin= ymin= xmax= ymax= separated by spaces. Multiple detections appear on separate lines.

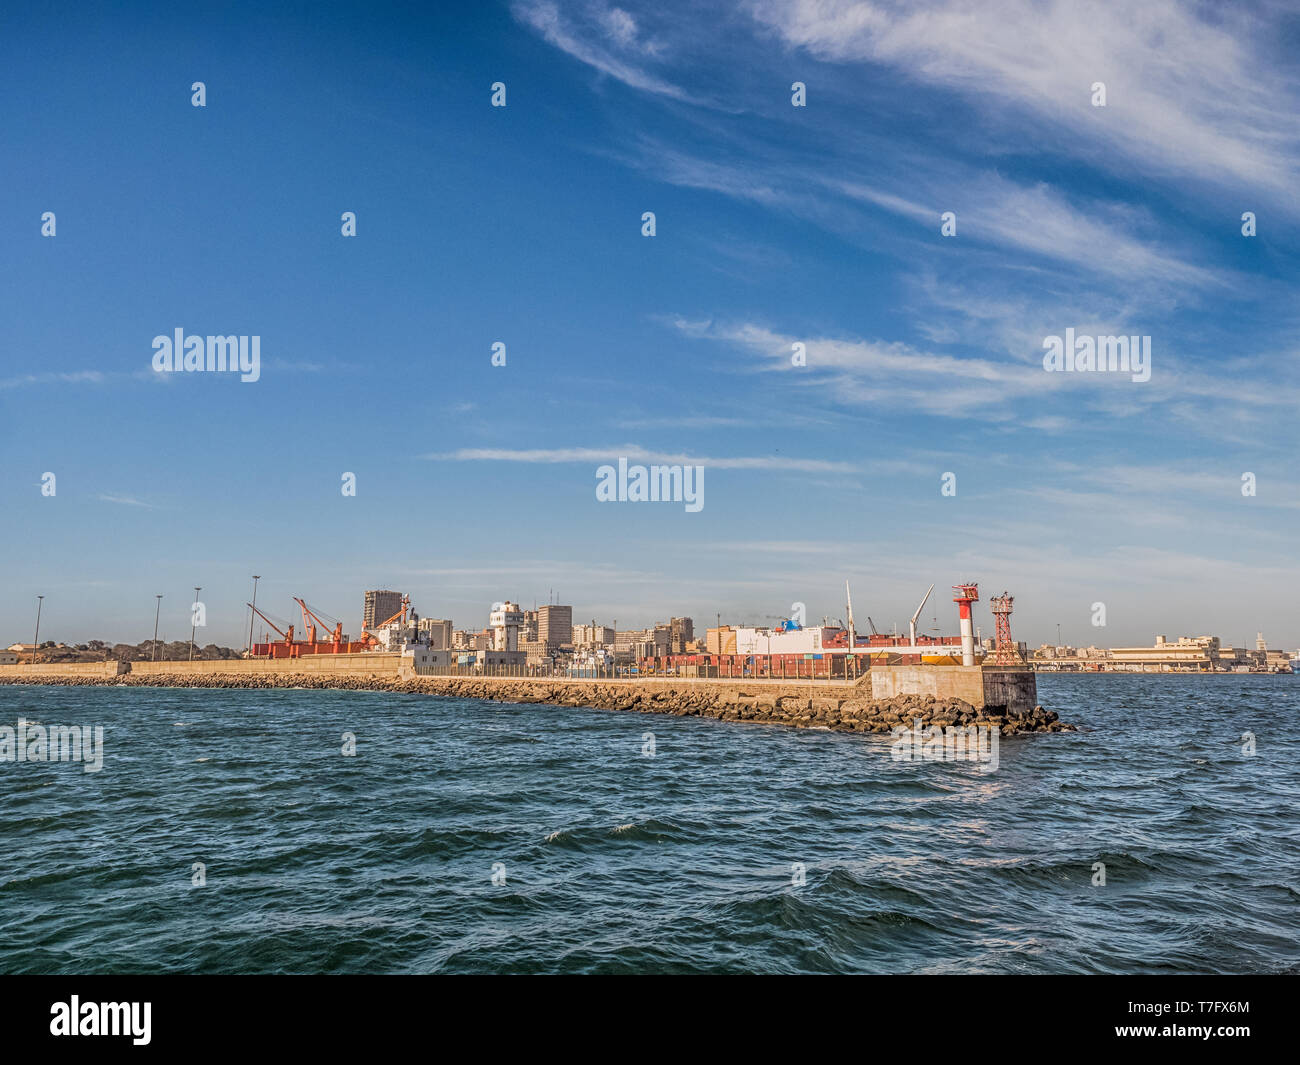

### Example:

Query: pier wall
xmin=980 ymin=668 xmax=1039 ymax=716
xmin=870 ymin=665 xmax=1037 ymax=715
xmin=129 ymin=653 xmax=403 ymax=679
xmin=0 ymin=661 xmax=126 ymax=678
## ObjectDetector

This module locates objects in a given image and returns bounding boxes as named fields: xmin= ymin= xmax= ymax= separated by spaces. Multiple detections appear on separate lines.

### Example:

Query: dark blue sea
xmin=2 ymin=675 xmax=1296 ymax=974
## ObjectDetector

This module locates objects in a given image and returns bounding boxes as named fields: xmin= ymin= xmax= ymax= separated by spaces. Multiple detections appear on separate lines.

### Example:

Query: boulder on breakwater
xmin=0 ymin=673 xmax=1074 ymax=734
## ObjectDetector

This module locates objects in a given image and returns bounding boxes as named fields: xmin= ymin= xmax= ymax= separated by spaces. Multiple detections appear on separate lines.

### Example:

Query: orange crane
xmin=247 ymin=602 xmax=296 ymax=657
xmin=294 ymin=597 xmax=346 ymax=652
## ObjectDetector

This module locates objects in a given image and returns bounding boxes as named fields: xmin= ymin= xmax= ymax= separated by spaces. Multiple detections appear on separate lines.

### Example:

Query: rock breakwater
xmin=0 ymin=673 xmax=1073 ymax=734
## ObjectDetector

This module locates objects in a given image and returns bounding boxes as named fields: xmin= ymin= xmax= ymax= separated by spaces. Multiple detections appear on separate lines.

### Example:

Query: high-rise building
xmin=363 ymin=590 xmax=404 ymax=630
xmin=670 ymin=617 xmax=694 ymax=654
xmin=538 ymin=605 xmax=573 ymax=650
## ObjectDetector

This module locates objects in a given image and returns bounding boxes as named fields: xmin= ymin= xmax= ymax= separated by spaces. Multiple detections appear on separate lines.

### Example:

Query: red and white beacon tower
xmin=952 ymin=583 xmax=979 ymax=666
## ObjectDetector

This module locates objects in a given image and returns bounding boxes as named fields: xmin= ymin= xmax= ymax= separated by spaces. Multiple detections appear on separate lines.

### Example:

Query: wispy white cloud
xmin=512 ymin=0 xmax=689 ymax=100
xmin=672 ymin=317 xmax=1300 ymax=426
xmin=96 ymin=494 xmax=159 ymax=509
xmin=747 ymin=0 xmax=1300 ymax=197
xmin=424 ymin=444 xmax=856 ymax=473
xmin=0 ymin=370 xmax=106 ymax=391
xmin=620 ymin=138 xmax=1223 ymax=291
xmin=833 ymin=175 xmax=1223 ymax=289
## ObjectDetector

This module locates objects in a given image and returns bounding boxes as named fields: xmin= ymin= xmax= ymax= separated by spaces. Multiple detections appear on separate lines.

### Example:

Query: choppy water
xmin=1 ymin=675 xmax=1296 ymax=974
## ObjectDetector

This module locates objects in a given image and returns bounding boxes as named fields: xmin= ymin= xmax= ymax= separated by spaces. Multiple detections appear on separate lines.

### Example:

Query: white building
xmin=490 ymin=601 xmax=524 ymax=652
xmin=732 ymin=626 xmax=838 ymax=656
xmin=572 ymin=624 xmax=615 ymax=648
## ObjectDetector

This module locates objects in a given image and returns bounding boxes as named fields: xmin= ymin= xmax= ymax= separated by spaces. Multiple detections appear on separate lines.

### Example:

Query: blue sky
xmin=2 ymin=0 xmax=1298 ymax=650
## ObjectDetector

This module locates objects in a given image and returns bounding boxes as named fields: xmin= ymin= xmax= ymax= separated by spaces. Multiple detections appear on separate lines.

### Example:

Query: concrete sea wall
xmin=870 ymin=665 xmax=1038 ymax=716
xmin=128 ymin=653 xmax=404 ymax=679
xmin=0 ymin=661 xmax=127 ymax=679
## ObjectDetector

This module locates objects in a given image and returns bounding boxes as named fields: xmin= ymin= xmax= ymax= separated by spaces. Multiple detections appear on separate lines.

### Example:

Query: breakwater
xmin=0 ymin=671 xmax=1072 ymax=734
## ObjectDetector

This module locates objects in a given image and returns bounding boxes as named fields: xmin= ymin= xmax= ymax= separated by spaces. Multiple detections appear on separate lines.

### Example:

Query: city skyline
xmin=7 ymin=578 xmax=1295 ymax=659
xmin=3 ymin=0 xmax=1298 ymax=647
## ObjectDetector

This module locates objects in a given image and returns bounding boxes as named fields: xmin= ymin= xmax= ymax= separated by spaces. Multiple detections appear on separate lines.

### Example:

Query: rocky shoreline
xmin=0 ymin=673 xmax=1073 ymax=734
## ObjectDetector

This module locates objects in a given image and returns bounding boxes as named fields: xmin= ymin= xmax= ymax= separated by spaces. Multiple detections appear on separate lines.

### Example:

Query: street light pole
xmin=189 ymin=586 xmax=201 ymax=661
xmin=247 ymin=575 xmax=260 ymax=656
xmin=153 ymin=595 xmax=163 ymax=661
xmin=32 ymin=595 xmax=44 ymax=666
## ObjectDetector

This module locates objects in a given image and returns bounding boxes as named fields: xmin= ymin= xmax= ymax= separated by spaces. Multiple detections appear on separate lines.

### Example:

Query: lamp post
xmin=32 ymin=595 xmax=44 ymax=666
xmin=189 ymin=586 xmax=201 ymax=661
xmin=153 ymin=595 xmax=163 ymax=661
xmin=247 ymin=575 xmax=260 ymax=656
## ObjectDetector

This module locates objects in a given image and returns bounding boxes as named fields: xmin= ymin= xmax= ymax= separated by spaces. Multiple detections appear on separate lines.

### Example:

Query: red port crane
xmin=247 ymin=602 xmax=296 ymax=657
xmin=294 ymin=597 xmax=346 ymax=652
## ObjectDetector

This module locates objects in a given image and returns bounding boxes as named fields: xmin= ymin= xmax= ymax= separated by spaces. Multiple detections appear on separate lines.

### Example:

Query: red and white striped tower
xmin=952 ymin=583 xmax=979 ymax=666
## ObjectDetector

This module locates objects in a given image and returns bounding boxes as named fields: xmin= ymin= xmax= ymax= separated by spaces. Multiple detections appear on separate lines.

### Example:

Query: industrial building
xmin=1032 ymin=633 xmax=1293 ymax=672
xmin=1094 ymin=634 xmax=1291 ymax=672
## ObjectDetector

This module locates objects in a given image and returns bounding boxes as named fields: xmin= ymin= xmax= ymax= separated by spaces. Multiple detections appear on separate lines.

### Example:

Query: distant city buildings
xmin=9 ymin=582 xmax=1296 ymax=676
xmin=1033 ymin=634 xmax=1292 ymax=672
